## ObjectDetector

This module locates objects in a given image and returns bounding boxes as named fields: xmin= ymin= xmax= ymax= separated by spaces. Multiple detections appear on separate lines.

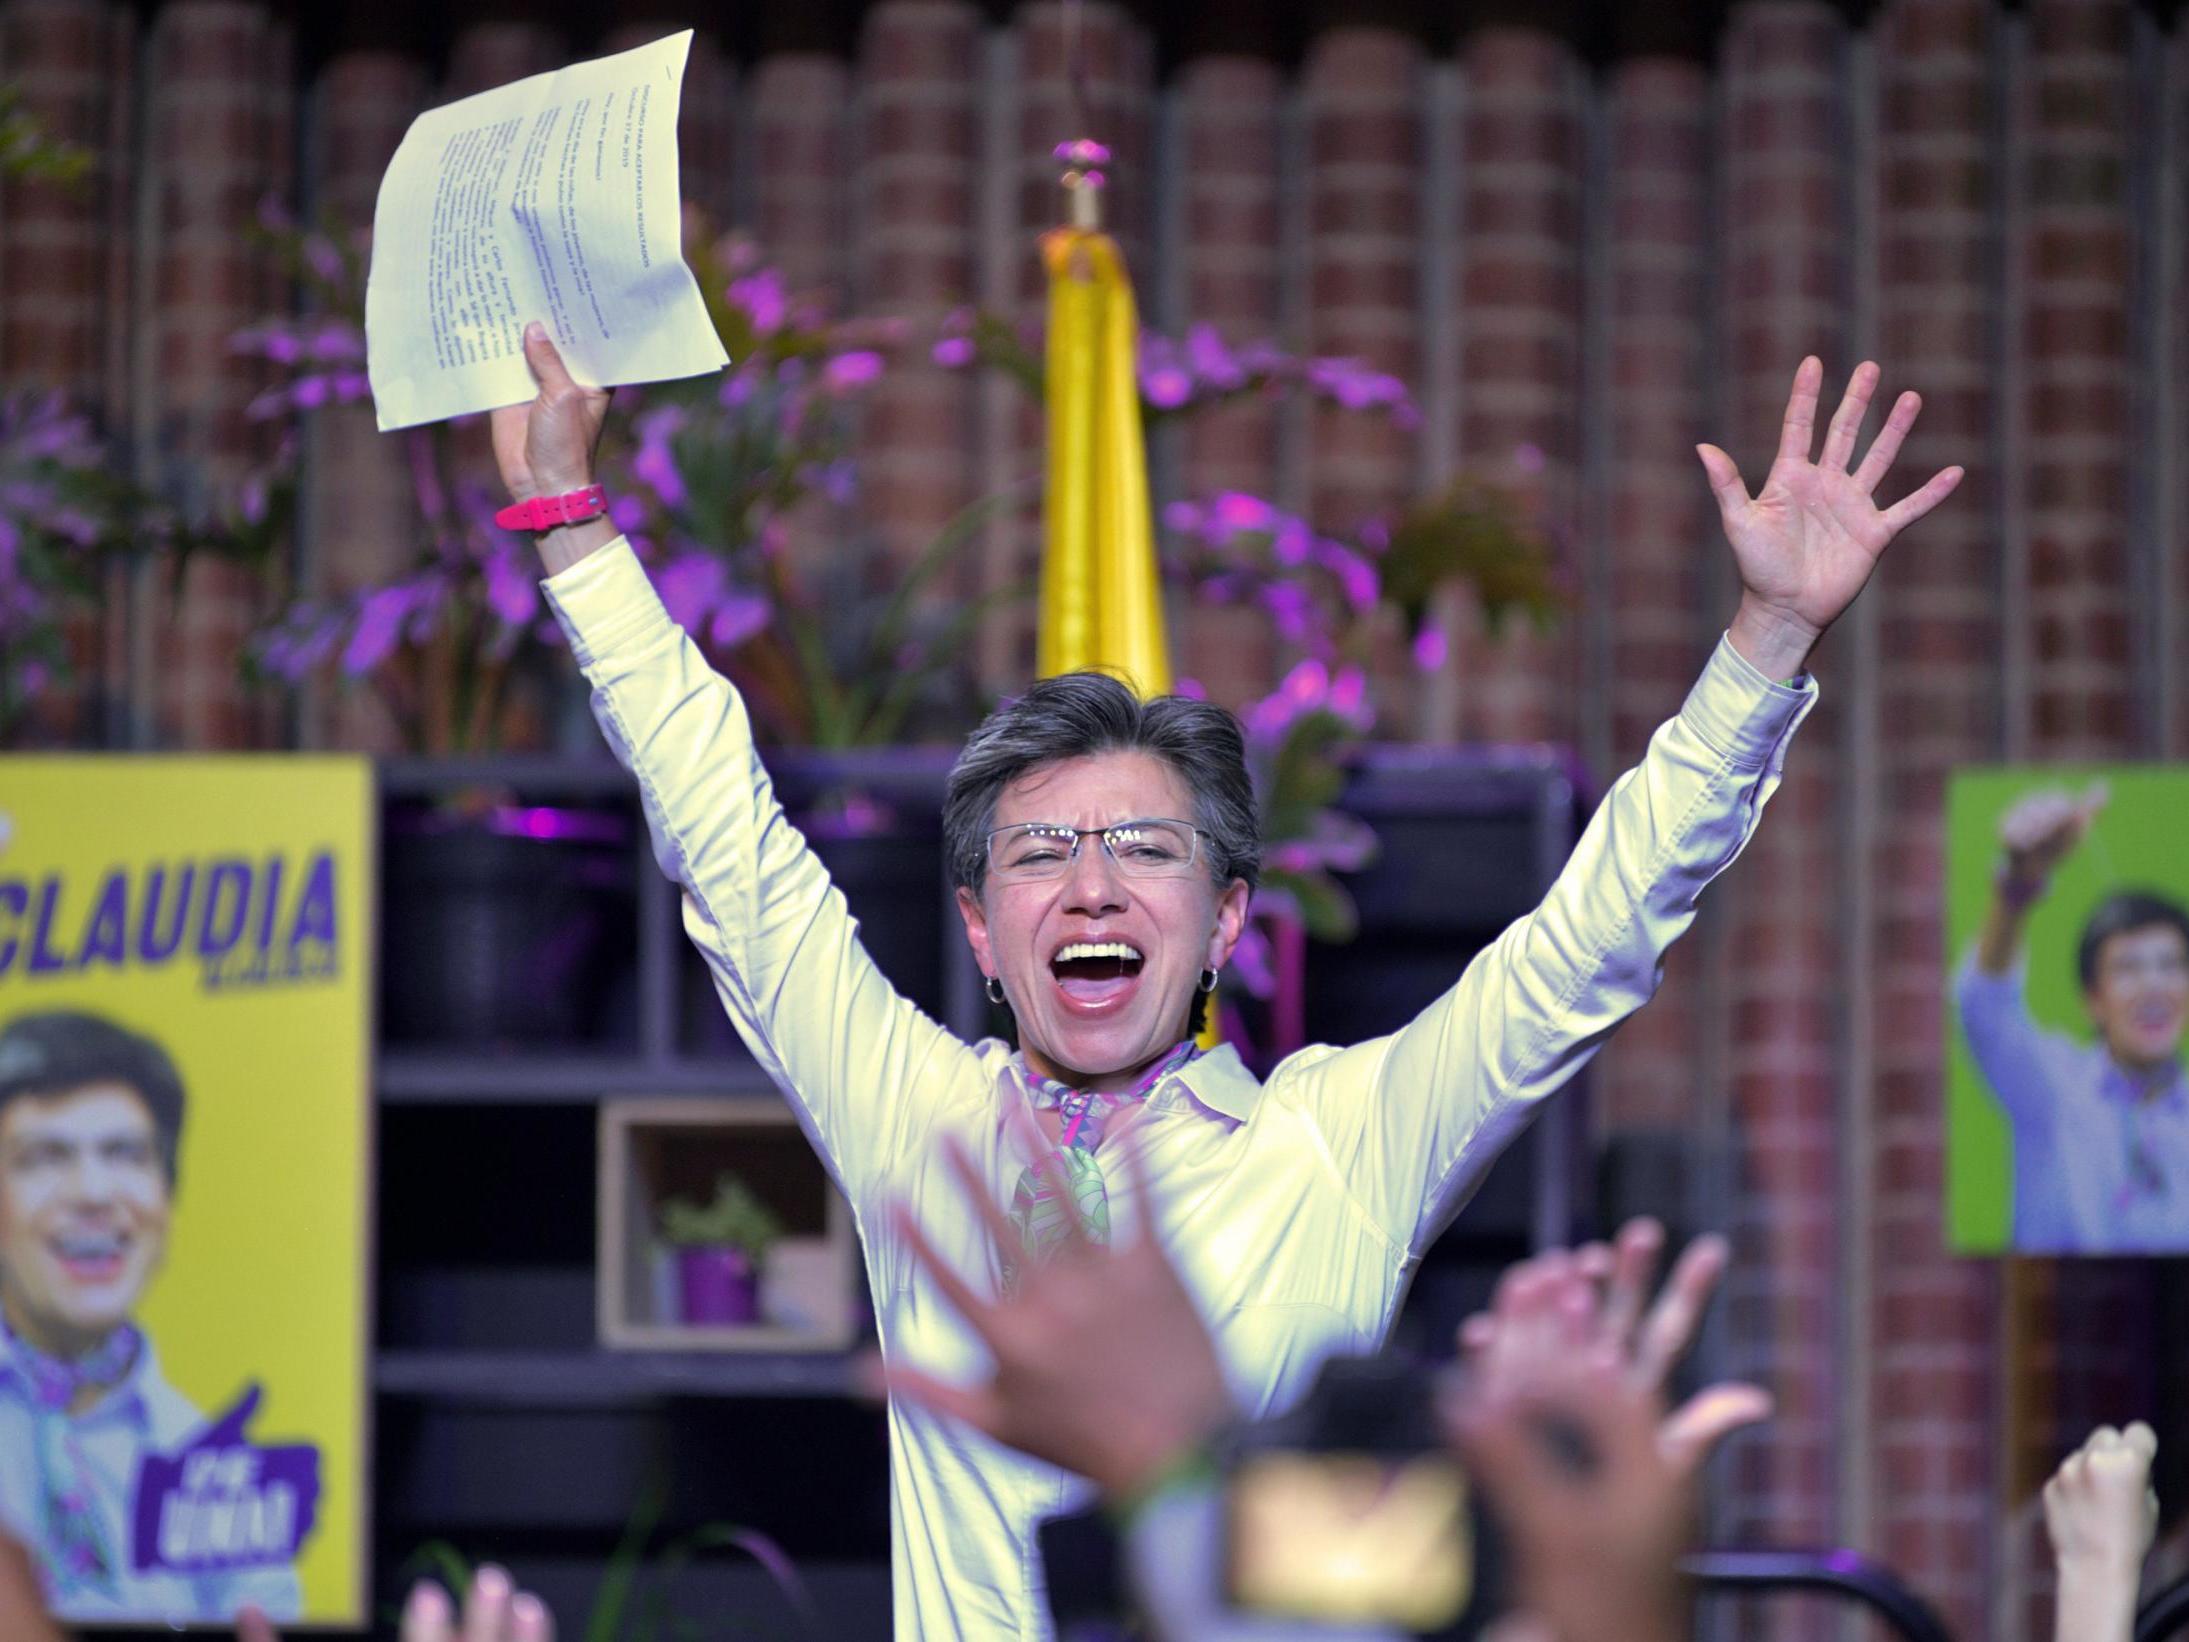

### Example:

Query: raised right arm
xmin=1975 ymin=782 xmax=2106 ymax=976
xmin=499 ymin=326 xmax=981 ymax=1192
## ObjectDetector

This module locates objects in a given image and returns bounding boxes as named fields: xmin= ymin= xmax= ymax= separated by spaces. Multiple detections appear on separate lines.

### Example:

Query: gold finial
xmin=1055 ymin=138 xmax=1109 ymax=231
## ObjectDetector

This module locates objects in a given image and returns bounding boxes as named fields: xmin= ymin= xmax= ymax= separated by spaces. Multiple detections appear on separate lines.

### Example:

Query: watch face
xmin=1228 ymin=1451 xmax=1474 ymax=1630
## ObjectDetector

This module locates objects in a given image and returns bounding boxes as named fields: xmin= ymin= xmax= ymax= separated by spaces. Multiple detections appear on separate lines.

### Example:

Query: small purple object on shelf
xmin=677 ymin=1246 xmax=760 ymax=1326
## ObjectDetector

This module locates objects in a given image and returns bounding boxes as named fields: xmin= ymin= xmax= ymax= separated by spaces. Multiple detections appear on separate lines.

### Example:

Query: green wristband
xmin=1105 ymin=1444 xmax=1219 ymax=1532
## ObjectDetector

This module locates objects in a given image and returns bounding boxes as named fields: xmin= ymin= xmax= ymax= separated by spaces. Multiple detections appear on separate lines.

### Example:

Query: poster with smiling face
xmin=1947 ymin=767 xmax=2189 ymax=1255
xmin=0 ymin=757 xmax=370 ymax=1627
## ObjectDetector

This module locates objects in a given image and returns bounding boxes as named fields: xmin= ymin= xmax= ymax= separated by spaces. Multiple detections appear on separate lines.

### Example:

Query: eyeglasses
xmin=984 ymin=818 xmax=1207 ymax=883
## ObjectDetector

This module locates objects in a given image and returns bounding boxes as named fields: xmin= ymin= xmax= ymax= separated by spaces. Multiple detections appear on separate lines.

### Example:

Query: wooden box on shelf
xmin=598 ymin=1098 xmax=858 ymax=1351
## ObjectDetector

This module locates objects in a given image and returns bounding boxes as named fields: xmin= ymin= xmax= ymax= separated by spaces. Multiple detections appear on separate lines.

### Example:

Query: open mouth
xmin=1050 ymin=940 xmax=1145 ymax=1009
xmin=49 ymin=1230 xmax=129 ymax=1286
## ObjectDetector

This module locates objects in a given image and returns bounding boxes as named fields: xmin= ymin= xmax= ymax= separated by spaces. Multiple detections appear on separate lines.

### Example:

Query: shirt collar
xmin=2098 ymin=1059 xmax=2189 ymax=1113
xmin=995 ymin=1040 xmax=1265 ymax=1124
xmin=0 ymin=1316 xmax=160 ymax=1422
xmin=1170 ymin=1042 xmax=1261 ymax=1122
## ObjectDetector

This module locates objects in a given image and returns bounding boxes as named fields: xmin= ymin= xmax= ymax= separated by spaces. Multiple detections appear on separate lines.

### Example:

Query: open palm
xmin=1700 ymin=357 xmax=1963 ymax=645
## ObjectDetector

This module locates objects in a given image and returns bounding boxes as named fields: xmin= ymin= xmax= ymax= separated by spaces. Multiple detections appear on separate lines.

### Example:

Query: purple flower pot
xmin=677 ymin=1245 xmax=760 ymax=1326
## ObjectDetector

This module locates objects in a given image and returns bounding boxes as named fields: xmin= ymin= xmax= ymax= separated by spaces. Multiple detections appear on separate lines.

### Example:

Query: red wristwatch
xmin=494 ymin=484 xmax=608 ymax=532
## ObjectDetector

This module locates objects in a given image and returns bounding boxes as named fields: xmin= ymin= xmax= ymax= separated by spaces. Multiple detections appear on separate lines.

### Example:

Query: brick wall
xmin=4 ymin=5 xmax=2184 ymax=1633
xmin=1451 ymin=24 xmax=1583 ymax=746
xmin=1712 ymin=4 xmax=1849 ymax=1606
xmin=1591 ymin=54 xmax=1711 ymax=1134
xmin=0 ymin=0 xmax=135 ymax=740
xmin=1172 ymin=52 xmax=1282 ymax=711
xmin=142 ymin=1 xmax=294 ymax=748
xmin=305 ymin=43 xmax=423 ymax=750
xmin=855 ymin=1 xmax=978 ymax=582
xmin=1869 ymin=4 xmax=2003 ymax=1635
xmin=2006 ymin=4 xmax=2158 ymax=1637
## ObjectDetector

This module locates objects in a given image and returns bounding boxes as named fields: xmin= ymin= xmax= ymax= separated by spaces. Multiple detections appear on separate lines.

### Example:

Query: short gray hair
xmin=944 ymin=672 xmax=1262 ymax=897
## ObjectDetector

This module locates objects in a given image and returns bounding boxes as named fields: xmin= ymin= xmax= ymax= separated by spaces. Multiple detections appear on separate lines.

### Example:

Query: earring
xmin=985 ymin=975 xmax=1006 ymax=1005
xmin=1198 ymin=967 xmax=1220 ymax=994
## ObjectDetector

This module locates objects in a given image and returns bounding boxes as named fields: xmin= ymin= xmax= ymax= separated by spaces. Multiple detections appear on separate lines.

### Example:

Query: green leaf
xmin=585 ymin=1474 xmax=667 ymax=1642
xmin=1377 ymin=477 xmax=1565 ymax=638
xmin=659 ymin=1172 xmax=783 ymax=1256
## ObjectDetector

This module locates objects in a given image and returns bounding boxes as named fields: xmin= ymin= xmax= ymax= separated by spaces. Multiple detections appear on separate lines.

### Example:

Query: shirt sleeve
xmin=543 ymin=539 xmax=983 ymax=1195
xmin=1280 ymin=634 xmax=1816 ymax=1257
xmin=1952 ymin=954 xmax=2064 ymax=1130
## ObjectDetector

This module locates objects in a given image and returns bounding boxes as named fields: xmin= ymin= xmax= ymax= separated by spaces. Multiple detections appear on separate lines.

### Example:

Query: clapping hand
xmin=1703 ymin=358 xmax=1964 ymax=679
xmin=234 ymin=1565 xmax=554 ymax=1642
xmin=1445 ymin=1261 xmax=1697 ymax=1642
xmin=1459 ymin=1217 xmax=1772 ymax=1473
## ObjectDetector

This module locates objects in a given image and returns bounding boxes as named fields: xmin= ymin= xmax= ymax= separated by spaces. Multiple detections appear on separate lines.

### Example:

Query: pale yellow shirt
xmin=543 ymin=539 xmax=1816 ymax=1641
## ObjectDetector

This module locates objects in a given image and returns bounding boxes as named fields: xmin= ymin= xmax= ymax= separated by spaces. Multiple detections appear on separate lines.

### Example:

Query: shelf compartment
xmin=598 ymin=1099 xmax=861 ymax=1352
xmin=375 ymin=1348 xmax=858 ymax=1405
xmin=381 ymin=1051 xmax=782 ymax=1103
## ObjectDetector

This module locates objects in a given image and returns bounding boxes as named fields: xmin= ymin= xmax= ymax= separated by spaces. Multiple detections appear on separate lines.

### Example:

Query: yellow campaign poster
xmin=0 ymin=757 xmax=371 ymax=1628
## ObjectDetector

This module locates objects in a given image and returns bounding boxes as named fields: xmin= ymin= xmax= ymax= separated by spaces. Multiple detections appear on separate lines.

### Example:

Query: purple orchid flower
xmin=342 ymin=584 xmax=419 ymax=675
xmin=728 ymin=270 xmax=788 ymax=336
xmin=1412 ymin=622 xmax=1448 ymax=672
xmin=633 ymin=406 xmax=690 ymax=510
xmin=821 ymin=351 xmax=884 ymax=394
xmin=1185 ymin=324 xmax=1245 ymax=393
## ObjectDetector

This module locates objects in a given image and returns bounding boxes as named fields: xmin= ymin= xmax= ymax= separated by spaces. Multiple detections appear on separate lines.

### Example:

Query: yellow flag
xmin=1038 ymin=227 xmax=1224 ymax=1045
xmin=1037 ymin=228 xmax=1171 ymax=694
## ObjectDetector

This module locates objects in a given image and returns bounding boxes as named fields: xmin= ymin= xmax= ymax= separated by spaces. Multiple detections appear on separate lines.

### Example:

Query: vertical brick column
xmin=315 ymin=51 xmax=420 ymax=227
xmin=1300 ymin=27 xmax=1419 ymax=531
xmin=2023 ymin=0 xmax=2134 ymax=752
xmin=0 ymin=0 xmax=136 ymax=743
xmin=1174 ymin=53 xmax=1282 ymax=709
xmin=1593 ymin=55 xmax=1713 ymax=1131
xmin=750 ymin=51 xmax=851 ymax=295
xmin=304 ymin=42 xmax=426 ymax=751
xmin=856 ymin=0 xmax=980 ymax=576
xmin=2173 ymin=23 xmax=2189 ymax=765
xmin=1866 ymin=4 xmax=2002 ymax=1635
xmin=1300 ymin=28 xmax=1422 ymax=731
xmin=0 ymin=0 xmax=132 ymax=403
xmin=1451 ymin=25 xmax=1583 ymax=745
xmin=1710 ymin=0 xmax=1848 ymax=1589
xmin=1300 ymin=24 xmax=1422 ymax=715
xmin=2011 ymin=4 xmax=2153 ymax=1619
xmin=143 ymin=1 xmax=293 ymax=748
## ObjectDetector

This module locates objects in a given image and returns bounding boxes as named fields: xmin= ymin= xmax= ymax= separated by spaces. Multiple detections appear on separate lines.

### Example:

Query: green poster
xmin=1946 ymin=767 xmax=2189 ymax=1254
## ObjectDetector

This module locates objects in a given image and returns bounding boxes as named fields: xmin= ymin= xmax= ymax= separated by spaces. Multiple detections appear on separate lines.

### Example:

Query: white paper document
xmin=366 ymin=31 xmax=728 ymax=431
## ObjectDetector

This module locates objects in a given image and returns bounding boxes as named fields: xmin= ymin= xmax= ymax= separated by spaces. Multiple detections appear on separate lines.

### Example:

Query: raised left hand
xmin=1700 ymin=357 xmax=1963 ymax=677
xmin=881 ymin=1131 xmax=1236 ymax=1501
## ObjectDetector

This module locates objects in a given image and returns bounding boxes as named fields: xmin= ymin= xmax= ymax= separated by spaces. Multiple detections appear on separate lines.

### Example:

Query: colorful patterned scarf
xmin=1005 ymin=1040 xmax=1198 ymax=1290
xmin=3 ymin=1316 xmax=136 ymax=1604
